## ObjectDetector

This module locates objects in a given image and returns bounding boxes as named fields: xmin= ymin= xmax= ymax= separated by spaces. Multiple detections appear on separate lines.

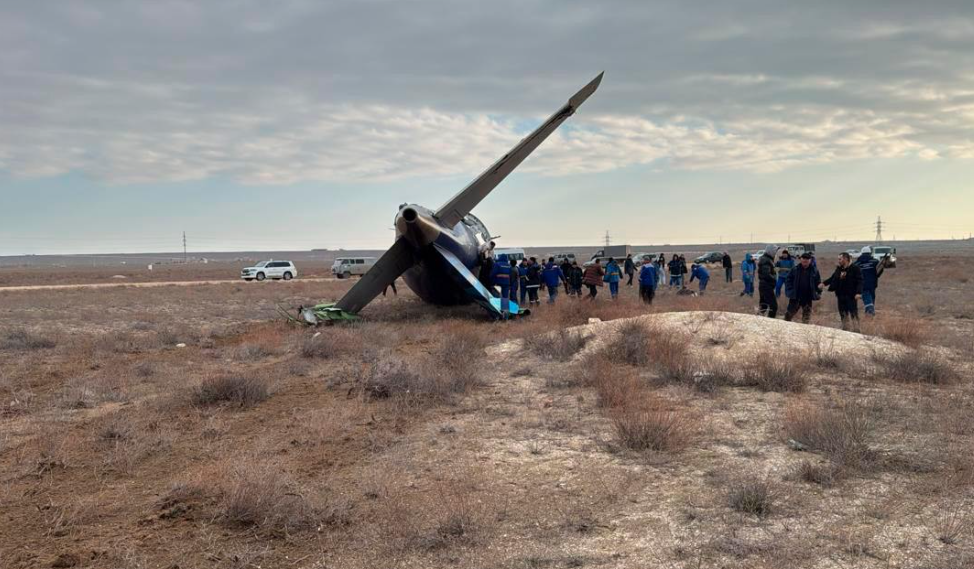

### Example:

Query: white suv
xmin=241 ymin=260 xmax=298 ymax=281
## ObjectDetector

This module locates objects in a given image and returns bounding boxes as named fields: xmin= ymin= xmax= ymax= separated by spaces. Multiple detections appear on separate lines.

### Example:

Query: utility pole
xmin=874 ymin=216 xmax=884 ymax=242
xmin=182 ymin=231 xmax=187 ymax=264
xmin=604 ymin=230 xmax=611 ymax=248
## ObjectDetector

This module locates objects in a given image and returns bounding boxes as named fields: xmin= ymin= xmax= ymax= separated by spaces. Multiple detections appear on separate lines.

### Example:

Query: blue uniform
xmin=741 ymin=253 xmax=755 ymax=297
xmin=775 ymin=257 xmax=795 ymax=297
xmin=689 ymin=264 xmax=710 ymax=293
xmin=639 ymin=264 xmax=658 ymax=288
xmin=855 ymin=253 xmax=880 ymax=315
xmin=605 ymin=260 xmax=622 ymax=298
xmin=542 ymin=263 xmax=565 ymax=303
xmin=490 ymin=254 xmax=513 ymax=315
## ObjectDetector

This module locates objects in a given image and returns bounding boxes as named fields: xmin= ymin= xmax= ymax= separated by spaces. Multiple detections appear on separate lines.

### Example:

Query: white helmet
xmin=861 ymin=246 xmax=872 ymax=255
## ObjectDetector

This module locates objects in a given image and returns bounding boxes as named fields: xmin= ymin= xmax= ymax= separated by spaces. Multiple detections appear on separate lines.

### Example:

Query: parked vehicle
xmin=241 ymin=260 xmax=298 ymax=281
xmin=871 ymin=245 xmax=897 ymax=268
xmin=632 ymin=252 xmax=659 ymax=266
xmin=331 ymin=257 xmax=377 ymax=279
xmin=693 ymin=251 xmax=724 ymax=264
xmin=589 ymin=245 xmax=631 ymax=261
xmin=494 ymin=247 xmax=525 ymax=262
xmin=549 ymin=252 xmax=577 ymax=264
xmin=780 ymin=243 xmax=816 ymax=257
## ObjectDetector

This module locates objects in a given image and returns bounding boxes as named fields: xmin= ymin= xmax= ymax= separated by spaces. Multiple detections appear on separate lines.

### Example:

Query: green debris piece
xmin=280 ymin=303 xmax=360 ymax=325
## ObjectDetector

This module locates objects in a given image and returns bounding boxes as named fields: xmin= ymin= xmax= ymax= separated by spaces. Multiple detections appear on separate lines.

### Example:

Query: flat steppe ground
xmin=1 ymin=250 xmax=973 ymax=569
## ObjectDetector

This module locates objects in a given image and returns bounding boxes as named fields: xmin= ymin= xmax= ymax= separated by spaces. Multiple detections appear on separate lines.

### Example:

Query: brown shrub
xmin=742 ymin=357 xmax=808 ymax=393
xmin=792 ymin=460 xmax=837 ymax=486
xmin=874 ymin=316 xmax=929 ymax=347
xmin=234 ymin=342 xmax=272 ymax=361
xmin=783 ymin=400 xmax=875 ymax=469
xmin=612 ymin=400 xmax=696 ymax=452
xmin=604 ymin=320 xmax=653 ymax=365
xmin=523 ymin=329 xmax=590 ymax=362
xmin=191 ymin=375 xmax=271 ymax=408
xmin=1 ymin=328 xmax=57 ymax=351
xmin=876 ymin=350 xmax=957 ymax=385
xmin=594 ymin=366 xmax=643 ymax=409
xmin=727 ymin=478 xmax=775 ymax=517
xmin=217 ymin=463 xmax=350 ymax=536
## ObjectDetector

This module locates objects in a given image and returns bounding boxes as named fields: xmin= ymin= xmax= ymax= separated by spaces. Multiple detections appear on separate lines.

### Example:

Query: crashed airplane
xmin=300 ymin=72 xmax=603 ymax=322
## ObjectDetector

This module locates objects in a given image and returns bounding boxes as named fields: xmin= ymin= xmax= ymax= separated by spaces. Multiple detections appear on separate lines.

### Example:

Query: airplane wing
xmin=334 ymin=238 xmax=416 ymax=314
xmin=434 ymin=72 xmax=604 ymax=227
xmin=432 ymin=243 xmax=521 ymax=318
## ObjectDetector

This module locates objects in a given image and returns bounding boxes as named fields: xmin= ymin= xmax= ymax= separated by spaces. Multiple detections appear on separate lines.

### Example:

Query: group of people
xmin=480 ymin=243 xmax=886 ymax=329
xmin=745 ymin=245 xmax=885 ymax=331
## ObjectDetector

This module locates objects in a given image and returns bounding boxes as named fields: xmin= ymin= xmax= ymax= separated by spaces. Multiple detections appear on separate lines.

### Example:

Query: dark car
xmin=694 ymin=251 xmax=724 ymax=264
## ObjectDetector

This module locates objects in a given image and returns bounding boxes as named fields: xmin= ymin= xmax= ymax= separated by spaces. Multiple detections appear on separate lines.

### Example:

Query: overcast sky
xmin=1 ymin=0 xmax=972 ymax=254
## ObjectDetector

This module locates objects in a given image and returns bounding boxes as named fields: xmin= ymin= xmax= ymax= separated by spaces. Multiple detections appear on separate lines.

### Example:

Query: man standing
xmin=775 ymin=249 xmax=795 ymax=298
xmin=518 ymin=259 xmax=529 ymax=306
xmin=525 ymin=257 xmax=542 ymax=306
xmin=741 ymin=253 xmax=755 ymax=297
xmin=478 ymin=241 xmax=496 ymax=287
xmin=757 ymin=245 xmax=778 ymax=318
xmin=823 ymin=252 xmax=863 ymax=332
xmin=567 ymin=260 xmax=584 ymax=296
xmin=582 ymin=259 xmax=605 ymax=300
xmin=542 ymin=257 xmax=566 ymax=304
xmin=689 ymin=263 xmax=710 ymax=295
xmin=783 ymin=252 xmax=821 ymax=324
xmin=604 ymin=257 xmax=623 ymax=299
xmin=854 ymin=246 xmax=882 ymax=316
xmin=638 ymin=259 xmax=658 ymax=304
xmin=624 ymin=254 xmax=636 ymax=287
xmin=490 ymin=254 xmax=513 ymax=318
xmin=722 ymin=252 xmax=733 ymax=283
xmin=667 ymin=254 xmax=683 ymax=288
xmin=560 ymin=257 xmax=573 ymax=294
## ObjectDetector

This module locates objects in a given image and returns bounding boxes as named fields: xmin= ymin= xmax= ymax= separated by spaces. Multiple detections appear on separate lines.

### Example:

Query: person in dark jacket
xmin=679 ymin=255 xmax=689 ymax=287
xmin=582 ymin=259 xmax=604 ymax=300
xmin=667 ymin=254 xmax=683 ymax=288
xmin=722 ymin=252 xmax=733 ymax=283
xmin=757 ymin=245 xmax=778 ymax=318
xmin=518 ymin=259 xmax=529 ymax=306
xmin=823 ymin=252 xmax=863 ymax=332
xmin=525 ymin=257 xmax=542 ymax=306
xmin=638 ymin=261 xmax=658 ymax=304
xmin=478 ymin=241 xmax=496 ymax=288
xmin=783 ymin=252 xmax=821 ymax=324
xmin=854 ymin=246 xmax=882 ymax=316
xmin=542 ymin=257 xmax=566 ymax=304
xmin=508 ymin=256 xmax=519 ymax=306
xmin=775 ymin=249 xmax=795 ymax=298
xmin=689 ymin=263 xmax=710 ymax=294
xmin=490 ymin=254 xmax=513 ymax=317
xmin=624 ymin=254 xmax=636 ymax=286
xmin=560 ymin=258 xmax=573 ymax=294
xmin=567 ymin=260 xmax=584 ymax=296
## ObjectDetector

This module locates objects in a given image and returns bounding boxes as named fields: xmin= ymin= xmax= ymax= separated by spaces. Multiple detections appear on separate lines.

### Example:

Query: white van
xmin=331 ymin=257 xmax=377 ymax=279
xmin=494 ymin=247 xmax=525 ymax=262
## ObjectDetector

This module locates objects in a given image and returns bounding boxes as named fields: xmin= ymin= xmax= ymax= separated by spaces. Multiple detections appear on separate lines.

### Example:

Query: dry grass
xmin=741 ymin=356 xmax=809 ymax=393
xmin=783 ymin=399 xmax=876 ymax=469
xmin=873 ymin=316 xmax=929 ymax=347
xmin=1 ymin=328 xmax=57 ymax=350
xmin=611 ymin=400 xmax=697 ymax=452
xmin=214 ymin=462 xmax=350 ymax=536
xmin=876 ymin=350 xmax=957 ymax=384
xmin=727 ymin=478 xmax=775 ymax=517
xmin=190 ymin=375 xmax=271 ymax=408
xmin=523 ymin=329 xmax=590 ymax=361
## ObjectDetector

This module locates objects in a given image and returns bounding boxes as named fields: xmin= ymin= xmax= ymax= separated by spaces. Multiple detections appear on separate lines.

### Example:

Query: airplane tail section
xmin=434 ymin=72 xmax=604 ymax=227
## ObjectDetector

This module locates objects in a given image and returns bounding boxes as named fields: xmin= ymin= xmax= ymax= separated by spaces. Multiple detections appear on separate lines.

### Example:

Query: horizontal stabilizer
xmin=435 ymin=72 xmax=604 ymax=227
xmin=335 ymin=238 xmax=416 ymax=314
xmin=432 ymin=243 xmax=520 ymax=318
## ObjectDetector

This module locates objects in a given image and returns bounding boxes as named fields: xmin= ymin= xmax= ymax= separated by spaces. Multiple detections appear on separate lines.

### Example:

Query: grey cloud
xmin=0 ymin=0 xmax=972 ymax=184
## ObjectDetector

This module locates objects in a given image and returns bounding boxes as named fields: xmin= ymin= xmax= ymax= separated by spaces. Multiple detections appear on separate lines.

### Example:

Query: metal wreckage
xmin=287 ymin=72 xmax=603 ymax=325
